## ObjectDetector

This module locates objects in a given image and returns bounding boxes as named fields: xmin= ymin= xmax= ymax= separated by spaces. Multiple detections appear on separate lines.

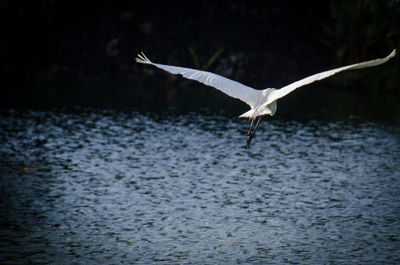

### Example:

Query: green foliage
xmin=318 ymin=0 xmax=400 ymax=92
xmin=319 ymin=0 xmax=399 ymax=62
xmin=188 ymin=47 xmax=201 ymax=69
xmin=187 ymin=47 xmax=224 ymax=71
xmin=203 ymin=49 xmax=224 ymax=70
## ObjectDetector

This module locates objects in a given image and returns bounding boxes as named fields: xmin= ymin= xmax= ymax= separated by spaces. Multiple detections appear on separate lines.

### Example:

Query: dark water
xmin=0 ymin=108 xmax=399 ymax=264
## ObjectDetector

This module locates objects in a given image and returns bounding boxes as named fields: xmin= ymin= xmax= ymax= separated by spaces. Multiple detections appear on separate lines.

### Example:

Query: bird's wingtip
xmin=136 ymin=52 xmax=152 ymax=64
xmin=388 ymin=49 xmax=396 ymax=58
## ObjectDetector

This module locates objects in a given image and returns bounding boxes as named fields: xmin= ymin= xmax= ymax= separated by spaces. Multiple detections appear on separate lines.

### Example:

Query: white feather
xmin=265 ymin=49 xmax=396 ymax=106
xmin=136 ymin=49 xmax=396 ymax=119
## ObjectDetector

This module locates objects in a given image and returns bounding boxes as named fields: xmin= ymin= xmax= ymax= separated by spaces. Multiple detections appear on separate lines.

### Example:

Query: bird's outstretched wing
xmin=136 ymin=52 xmax=262 ymax=108
xmin=264 ymin=49 xmax=396 ymax=105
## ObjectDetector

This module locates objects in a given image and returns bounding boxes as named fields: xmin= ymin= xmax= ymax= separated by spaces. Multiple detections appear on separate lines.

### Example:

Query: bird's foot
xmin=246 ymin=133 xmax=255 ymax=147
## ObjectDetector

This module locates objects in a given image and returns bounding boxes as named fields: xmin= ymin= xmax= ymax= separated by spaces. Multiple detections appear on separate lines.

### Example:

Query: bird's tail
xmin=136 ymin=52 xmax=152 ymax=64
xmin=239 ymin=108 xmax=272 ymax=118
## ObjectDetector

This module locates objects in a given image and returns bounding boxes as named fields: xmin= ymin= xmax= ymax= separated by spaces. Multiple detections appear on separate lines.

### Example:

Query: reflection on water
xmin=0 ymin=108 xmax=399 ymax=264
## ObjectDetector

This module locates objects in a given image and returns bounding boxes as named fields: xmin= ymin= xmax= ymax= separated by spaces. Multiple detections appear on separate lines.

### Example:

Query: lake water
xmin=0 ymin=108 xmax=399 ymax=264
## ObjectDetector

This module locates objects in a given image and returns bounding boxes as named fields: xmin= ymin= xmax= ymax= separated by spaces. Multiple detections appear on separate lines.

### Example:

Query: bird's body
xmin=136 ymin=50 xmax=396 ymax=146
xmin=239 ymin=88 xmax=278 ymax=118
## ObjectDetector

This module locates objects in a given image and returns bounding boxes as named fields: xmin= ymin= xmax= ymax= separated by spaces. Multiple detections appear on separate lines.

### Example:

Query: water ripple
xmin=0 ymin=108 xmax=399 ymax=264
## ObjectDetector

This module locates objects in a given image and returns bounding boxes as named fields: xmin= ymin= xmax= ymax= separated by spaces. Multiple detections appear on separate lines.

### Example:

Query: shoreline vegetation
xmin=1 ymin=1 xmax=399 ymax=109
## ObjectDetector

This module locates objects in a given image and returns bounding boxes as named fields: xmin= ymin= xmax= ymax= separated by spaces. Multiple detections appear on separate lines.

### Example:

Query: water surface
xmin=0 ymin=108 xmax=399 ymax=264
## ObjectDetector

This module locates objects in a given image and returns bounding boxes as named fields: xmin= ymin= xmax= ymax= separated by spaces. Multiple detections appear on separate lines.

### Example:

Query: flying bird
xmin=136 ymin=49 xmax=396 ymax=147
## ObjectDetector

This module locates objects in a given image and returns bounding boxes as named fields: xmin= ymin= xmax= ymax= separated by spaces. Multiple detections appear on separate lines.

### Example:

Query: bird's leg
xmin=247 ymin=118 xmax=255 ymax=136
xmin=246 ymin=119 xmax=254 ymax=147
xmin=253 ymin=116 xmax=263 ymax=135
xmin=246 ymin=117 xmax=262 ymax=147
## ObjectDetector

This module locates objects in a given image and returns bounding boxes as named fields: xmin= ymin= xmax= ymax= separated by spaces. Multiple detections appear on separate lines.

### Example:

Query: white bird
xmin=136 ymin=49 xmax=396 ymax=146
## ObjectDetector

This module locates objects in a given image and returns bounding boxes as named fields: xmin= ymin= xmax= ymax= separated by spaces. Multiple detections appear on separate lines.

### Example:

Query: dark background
xmin=1 ymin=0 xmax=399 ymax=117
